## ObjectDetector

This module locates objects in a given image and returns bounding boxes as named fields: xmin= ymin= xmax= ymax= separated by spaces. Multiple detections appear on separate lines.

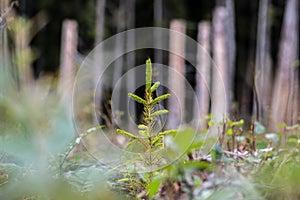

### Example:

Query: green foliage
xmin=59 ymin=125 xmax=104 ymax=173
xmin=128 ymin=93 xmax=146 ymax=104
xmin=151 ymin=94 xmax=171 ymax=105
xmin=0 ymin=89 xmax=119 ymax=199
xmin=115 ymin=58 xmax=177 ymax=198
xmin=117 ymin=58 xmax=173 ymax=155
xmin=265 ymin=133 xmax=279 ymax=143
xmin=254 ymin=146 xmax=300 ymax=199
xmin=116 ymin=129 xmax=138 ymax=139
xmin=211 ymin=144 xmax=223 ymax=162
xmin=226 ymin=119 xmax=244 ymax=136
xmin=147 ymin=174 xmax=164 ymax=198
xmin=146 ymin=58 xmax=152 ymax=90
xmin=0 ymin=92 xmax=73 ymax=163
xmin=150 ymin=81 xmax=160 ymax=93
xmin=255 ymin=141 xmax=267 ymax=149
xmin=254 ymin=121 xmax=266 ymax=135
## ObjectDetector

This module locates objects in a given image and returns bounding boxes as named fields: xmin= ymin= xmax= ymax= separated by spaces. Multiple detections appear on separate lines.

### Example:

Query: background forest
xmin=1 ymin=0 xmax=300 ymax=199
xmin=9 ymin=0 xmax=300 ymax=128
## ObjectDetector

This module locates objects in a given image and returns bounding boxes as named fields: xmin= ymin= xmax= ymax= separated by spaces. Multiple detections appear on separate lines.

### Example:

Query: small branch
xmin=250 ymin=120 xmax=256 ymax=152
xmin=223 ymin=150 xmax=247 ymax=160
xmin=219 ymin=118 xmax=226 ymax=146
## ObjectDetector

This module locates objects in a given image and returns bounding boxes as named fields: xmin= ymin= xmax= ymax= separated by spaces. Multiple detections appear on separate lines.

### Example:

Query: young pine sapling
xmin=117 ymin=58 xmax=176 ymax=162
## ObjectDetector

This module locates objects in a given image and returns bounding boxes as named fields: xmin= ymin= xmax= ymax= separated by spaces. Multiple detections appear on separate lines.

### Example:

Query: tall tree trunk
xmin=154 ymin=0 xmax=163 ymax=64
xmin=168 ymin=19 xmax=186 ymax=129
xmin=94 ymin=0 xmax=106 ymax=123
xmin=58 ymin=20 xmax=78 ymax=116
xmin=12 ymin=17 xmax=33 ymax=90
xmin=153 ymin=0 xmax=164 ymax=99
xmin=254 ymin=0 xmax=272 ymax=125
xmin=195 ymin=21 xmax=211 ymax=130
xmin=112 ymin=0 xmax=126 ymax=85
xmin=225 ymin=0 xmax=236 ymax=115
xmin=270 ymin=0 xmax=299 ymax=129
xmin=237 ymin=1 xmax=258 ymax=126
xmin=126 ymin=0 xmax=136 ymax=132
xmin=95 ymin=0 xmax=106 ymax=45
xmin=211 ymin=7 xmax=228 ymax=122
xmin=0 ymin=9 xmax=14 ymax=94
xmin=59 ymin=21 xmax=81 ymax=154
xmin=290 ymin=74 xmax=299 ymax=125
xmin=112 ymin=0 xmax=125 ymax=128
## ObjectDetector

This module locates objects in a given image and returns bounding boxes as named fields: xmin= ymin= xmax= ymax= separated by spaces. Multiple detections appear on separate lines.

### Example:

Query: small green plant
xmin=117 ymin=58 xmax=176 ymax=161
xmin=115 ymin=58 xmax=177 ymax=198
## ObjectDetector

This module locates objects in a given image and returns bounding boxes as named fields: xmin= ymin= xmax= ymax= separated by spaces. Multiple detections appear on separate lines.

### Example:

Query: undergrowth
xmin=1 ymin=59 xmax=300 ymax=199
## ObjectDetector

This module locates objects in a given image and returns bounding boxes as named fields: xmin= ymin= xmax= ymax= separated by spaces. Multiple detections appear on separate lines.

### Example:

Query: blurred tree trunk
xmin=125 ymin=0 xmax=136 ymax=132
xmin=211 ymin=7 xmax=228 ymax=122
xmin=154 ymin=0 xmax=163 ymax=63
xmin=225 ymin=0 xmax=236 ymax=115
xmin=168 ymin=19 xmax=186 ymax=129
xmin=112 ymin=0 xmax=126 ymax=85
xmin=195 ymin=21 xmax=211 ymax=129
xmin=94 ymin=0 xmax=106 ymax=122
xmin=11 ymin=16 xmax=33 ymax=90
xmin=214 ymin=0 xmax=235 ymax=117
xmin=153 ymin=0 xmax=164 ymax=99
xmin=270 ymin=0 xmax=299 ymax=129
xmin=0 ymin=8 xmax=14 ymax=94
xmin=112 ymin=0 xmax=125 ymax=127
xmin=238 ymin=1 xmax=257 ymax=126
xmin=58 ymin=20 xmax=78 ymax=154
xmin=58 ymin=20 xmax=78 ymax=115
xmin=95 ymin=0 xmax=106 ymax=45
xmin=254 ymin=0 xmax=272 ymax=124
xmin=291 ymin=73 xmax=299 ymax=125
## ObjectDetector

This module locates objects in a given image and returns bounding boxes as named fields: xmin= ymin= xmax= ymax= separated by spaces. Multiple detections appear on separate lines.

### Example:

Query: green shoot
xmin=117 ymin=58 xmax=176 ymax=155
